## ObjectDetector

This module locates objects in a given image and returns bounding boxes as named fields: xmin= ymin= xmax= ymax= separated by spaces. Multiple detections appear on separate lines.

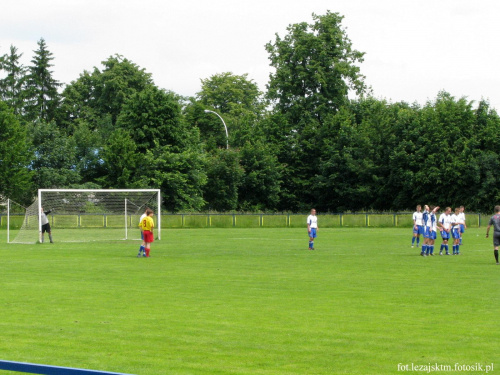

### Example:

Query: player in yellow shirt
xmin=138 ymin=209 xmax=155 ymax=257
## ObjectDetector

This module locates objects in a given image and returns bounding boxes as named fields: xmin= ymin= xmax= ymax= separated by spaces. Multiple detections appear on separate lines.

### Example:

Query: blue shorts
xmin=430 ymin=231 xmax=437 ymax=240
xmin=309 ymin=228 xmax=317 ymax=238
xmin=141 ymin=231 xmax=144 ymax=240
xmin=413 ymin=225 xmax=424 ymax=235
xmin=423 ymin=227 xmax=432 ymax=238
xmin=452 ymin=228 xmax=461 ymax=239
xmin=441 ymin=230 xmax=450 ymax=240
xmin=460 ymin=224 xmax=465 ymax=233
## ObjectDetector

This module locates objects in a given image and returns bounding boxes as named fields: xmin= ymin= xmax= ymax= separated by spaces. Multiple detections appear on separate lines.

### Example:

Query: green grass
xmin=0 ymin=228 xmax=497 ymax=375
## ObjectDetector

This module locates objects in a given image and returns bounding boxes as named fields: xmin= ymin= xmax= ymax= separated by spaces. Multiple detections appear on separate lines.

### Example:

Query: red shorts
xmin=143 ymin=230 xmax=154 ymax=243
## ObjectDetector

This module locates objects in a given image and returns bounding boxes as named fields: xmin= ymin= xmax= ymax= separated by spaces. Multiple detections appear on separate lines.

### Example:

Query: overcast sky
xmin=1 ymin=0 xmax=499 ymax=110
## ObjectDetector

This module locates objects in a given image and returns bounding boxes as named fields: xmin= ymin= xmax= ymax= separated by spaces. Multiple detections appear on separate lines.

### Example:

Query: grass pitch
xmin=0 ymin=227 xmax=497 ymax=375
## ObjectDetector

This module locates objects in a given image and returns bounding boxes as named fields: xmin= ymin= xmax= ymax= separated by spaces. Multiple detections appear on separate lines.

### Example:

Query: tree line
xmin=1 ymin=11 xmax=499 ymax=213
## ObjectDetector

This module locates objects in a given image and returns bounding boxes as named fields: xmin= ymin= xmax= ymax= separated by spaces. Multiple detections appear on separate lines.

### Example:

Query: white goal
xmin=8 ymin=189 xmax=161 ymax=244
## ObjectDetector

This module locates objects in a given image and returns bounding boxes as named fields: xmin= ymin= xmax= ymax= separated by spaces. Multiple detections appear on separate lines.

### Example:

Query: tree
xmin=143 ymin=144 xmax=207 ymax=212
xmin=189 ymin=72 xmax=265 ymax=150
xmin=0 ymin=101 xmax=33 ymax=203
xmin=198 ymin=72 xmax=263 ymax=115
xmin=266 ymin=11 xmax=366 ymax=124
xmin=72 ymin=120 xmax=106 ymax=183
xmin=0 ymin=45 xmax=27 ymax=115
xmin=59 ymin=55 xmax=154 ymax=130
xmin=317 ymin=106 xmax=376 ymax=211
xmin=263 ymin=11 xmax=367 ymax=210
xmin=29 ymin=120 xmax=80 ymax=188
xmin=24 ymin=38 xmax=61 ymax=122
xmin=95 ymin=55 xmax=153 ymax=125
xmin=238 ymin=141 xmax=282 ymax=211
xmin=98 ymin=128 xmax=141 ymax=188
xmin=202 ymin=149 xmax=243 ymax=211
xmin=116 ymin=86 xmax=190 ymax=153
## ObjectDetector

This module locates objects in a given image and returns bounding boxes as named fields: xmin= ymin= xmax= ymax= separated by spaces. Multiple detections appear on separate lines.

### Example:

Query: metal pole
xmin=157 ymin=191 xmax=161 ymax=240
xmin=204 ymin=109 xmax=229 ymax=149
xmin=38 ymin=189 xmax=42 ymax=243
xmin=7 ymin=199 xmax=10 ymax=243
xmin=124 ymin=199 xmax=128 ymax=240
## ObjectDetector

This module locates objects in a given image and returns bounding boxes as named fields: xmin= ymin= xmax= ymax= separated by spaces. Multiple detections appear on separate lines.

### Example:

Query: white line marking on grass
xmin=229 ymin=238 xmax=302 ymax=241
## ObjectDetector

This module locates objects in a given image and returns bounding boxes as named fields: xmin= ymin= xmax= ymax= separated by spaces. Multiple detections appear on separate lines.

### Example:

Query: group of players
xmin=412 ymin=205 xmax=466 ymax=256
xmin=412 ymin=204 xmax=500 ymax=265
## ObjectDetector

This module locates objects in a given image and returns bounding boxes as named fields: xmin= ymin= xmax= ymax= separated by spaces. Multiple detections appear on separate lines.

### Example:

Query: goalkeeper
xmin=40 ymin=207 xmax=54 ymax=243
xmin=138 ymin=209 xmax=155 ymax=258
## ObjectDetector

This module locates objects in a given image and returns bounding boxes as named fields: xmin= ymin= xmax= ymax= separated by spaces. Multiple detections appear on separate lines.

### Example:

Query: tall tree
xmin=98 ymin=128 xmax=141 ymax=188
xmin=0 ymin=101 xmax=33 ymax=203
xmin=189 ymin=72 xmax=265 ymax=150
xmin=198 ymin=72 xmax=263 ymax=115
xmin=25 ymin=38 xmax=61 ymax=122
xmin=238 ymin=141 xmax=282 ymax=211
xmin=263 ymin=11 xmax=367 ymax=210
xmin=116 ymin=86 xmax=190 ymax=153
xmin=266 ymin=11 xmax=366 ymax=124
xmin=59 ymin=55 xmax=153 ymax=130
xmin=0 ymin=45 xmax=27 ymax=115
xmin=29 ymin=121 xmax=80 ymax=188
xmin=202 ymin=149 xmax=243 ymax=211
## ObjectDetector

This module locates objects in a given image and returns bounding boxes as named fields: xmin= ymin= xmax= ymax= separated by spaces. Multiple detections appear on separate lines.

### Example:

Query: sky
xmin=1 ymin=0 xmax=500 ymax=110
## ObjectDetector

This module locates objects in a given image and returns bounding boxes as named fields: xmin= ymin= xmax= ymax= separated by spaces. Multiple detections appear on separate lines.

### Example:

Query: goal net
xmin=8 ymin=189 xmax=161 ymax=244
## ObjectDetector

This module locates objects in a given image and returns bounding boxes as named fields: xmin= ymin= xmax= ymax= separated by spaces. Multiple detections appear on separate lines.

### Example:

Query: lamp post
xmin=204 ymin=109 xmax=229 ymax=149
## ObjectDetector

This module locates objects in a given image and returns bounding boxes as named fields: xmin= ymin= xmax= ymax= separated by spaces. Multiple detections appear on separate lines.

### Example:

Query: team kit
xmin=411 ymin=205 xmax=466 ymax=256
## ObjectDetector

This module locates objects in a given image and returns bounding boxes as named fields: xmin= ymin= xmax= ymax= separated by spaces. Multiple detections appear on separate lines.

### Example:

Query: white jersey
xmin=457 ymin=212 xmax=466 ymax=225
xmin=413 ymin=211 xmax=423 ymax=226
xmin=431 ymin=213 xmax=437 ymax=231
xmin=439 ymin=213 xmax=452 ymax=230
xmin=450 ymin=214 xmax=460 ymax=230
xmin=307 ymin=215 xmax=318 ymax=229
xmin=424 ymin=211 xmax=436 ymax=230
xmin=423 ymin=210 xmax=431 ymax=227
xmin=139 ymin=213 xmax=147 ymax=227
xmin=41 ymin=212 xmax=49 ymax=225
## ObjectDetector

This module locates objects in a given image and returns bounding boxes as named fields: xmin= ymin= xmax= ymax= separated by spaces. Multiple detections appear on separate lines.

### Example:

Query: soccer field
xmin=0 ymin=227 xmax=497 ymax=375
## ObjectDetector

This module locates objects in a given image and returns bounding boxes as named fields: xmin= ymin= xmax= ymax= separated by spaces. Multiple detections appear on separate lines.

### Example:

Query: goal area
xmin=8 ymin=189 xmax=161 ymax=244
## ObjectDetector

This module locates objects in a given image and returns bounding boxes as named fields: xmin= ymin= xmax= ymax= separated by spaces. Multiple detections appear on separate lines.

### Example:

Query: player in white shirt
xmin=422 ymin=205 xmax=439 ymax=256
xmin=430 ymin=206 xmax=439 ymax=254
xmin=412 ymin=205 xmax=424 ymax=248
xmin=438 ymin=207 xmax=452 ymax=255
xmin=450 ymin=207 xmax=461 ymax=255
xmin=307 ymin=208 xmax=318 ymax=250
xmin=458 ymin=205 xmax=466 ymax=245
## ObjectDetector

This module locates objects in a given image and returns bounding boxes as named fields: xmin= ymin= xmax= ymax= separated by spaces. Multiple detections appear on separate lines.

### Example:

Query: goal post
xmin=10 ymin=189 xmax=161 ymax=244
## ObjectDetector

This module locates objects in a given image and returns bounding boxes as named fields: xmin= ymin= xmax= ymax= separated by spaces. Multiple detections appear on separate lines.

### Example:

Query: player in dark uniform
xmin=485 ymin=205 xmax=500 ymax=265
